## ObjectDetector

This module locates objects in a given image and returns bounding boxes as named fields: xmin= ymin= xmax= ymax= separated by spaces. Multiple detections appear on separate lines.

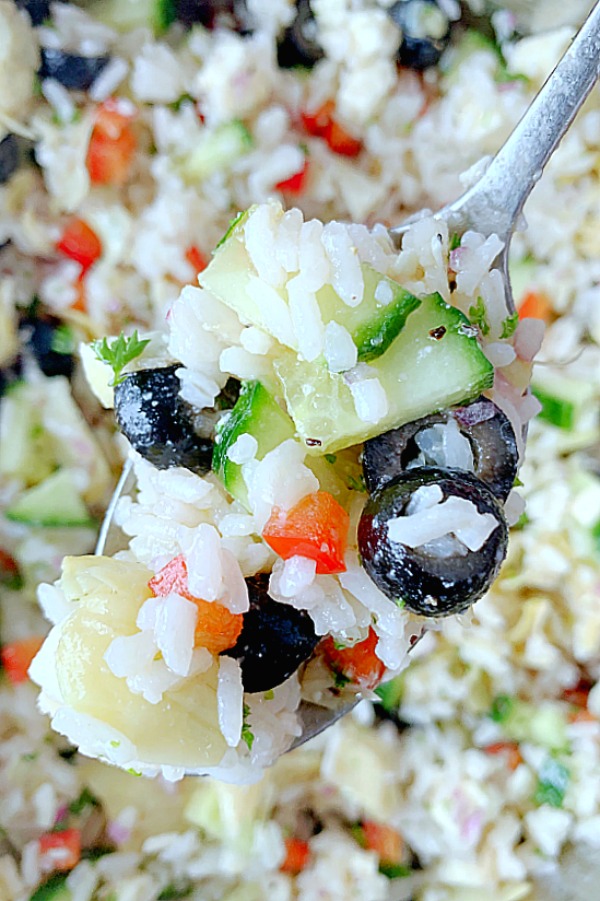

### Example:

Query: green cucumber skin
xmin=5 ymin=470 xmax=93 ymax=528
xmin=353 ymin=289 xmax=421 ymax=361
xmin=276 ymin=292 xmax=494 ymax=455
xmin=212 ymin=381 xmax=295 ymax=507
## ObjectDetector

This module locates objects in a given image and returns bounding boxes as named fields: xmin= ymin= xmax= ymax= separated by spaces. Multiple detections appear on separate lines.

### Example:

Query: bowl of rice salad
xmin=1 ymin=0 xmax=599 ymax=898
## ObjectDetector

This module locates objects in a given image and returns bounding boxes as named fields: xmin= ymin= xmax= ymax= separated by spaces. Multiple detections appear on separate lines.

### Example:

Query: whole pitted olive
xmin=226 ymin=573 xmax=319 ymax=692
xmin=388 ymin=0 xmax=453 ymax=70
xmin=362 ymin=396 xmax=518 ymax=502
xmin=358 ymin=467 xmax=509 ymax=617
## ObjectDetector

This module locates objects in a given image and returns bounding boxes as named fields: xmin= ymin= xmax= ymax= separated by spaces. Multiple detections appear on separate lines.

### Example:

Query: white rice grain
xmin=324 ymin=321 xmax=358 ymax=373
xmin=287 ymin=274 xmax=325 ymax=363
xmin=154 ymin=593 xmax=197 ymax=677
xmin=321 ymin=221 xmax=364 ymax=307
xmin=388 ymin=493 xmax=499 ymax=551
xmin=227 ymin=433 xmax=258 ymax=464
xmin=217 ymin=657 xmax=244 ymax=747
xmin=184 ymin=523 xmax=223 ymax=601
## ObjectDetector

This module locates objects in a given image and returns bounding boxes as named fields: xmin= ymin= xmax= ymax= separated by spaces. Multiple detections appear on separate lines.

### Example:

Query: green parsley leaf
xmin=468 ymin=297 xmax=490 ymax=336
xmin=333 ymin=668 xmax=351 ymax=689
xmin=69 ymin=787 xmax=100 ymax=816
xmin=379 ymin=863 xmax=412 ymax=879
xmin=592 ymin=518 xmax=600 ymax=555
xmin=264 ymin=689 xmax=275 ymax=701
xmin=500 ymin=312 xmax=519 ymax=339
xmin=325 ymin=454 xmax=337 ymax=464
xmin=513 ymin=476 xmax=524 ymax=488
xmin=449 ymin=233 xmax=461 ymax=252
xmin=533 ymin=757 xmax=570 ymax=808
xmin=50 ymin=324 xmax=75 ymax=355
xmin=241 ymin=704 xmax=255 ymax=751
xmin=91 ymin=330 xmax=151 ymax=387
xmin=347 ymin=474 xmax=367 ymax=493
xmin=216 ymin=211 xmax=245 ymax=249
xmin=158 ymin=880 xmax=193 ymax=900
xmin=489 ymin=694 xmax=515 ymax=723
xmin=513 ymin=512 xmax=529 ymax=531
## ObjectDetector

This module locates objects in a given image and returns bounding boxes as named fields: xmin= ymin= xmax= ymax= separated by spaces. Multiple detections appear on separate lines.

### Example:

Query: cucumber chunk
xmin=212 ymin=381 xmax=296 ymax=508
xmin=275 ymin=293 xmax=494 ymax=455
xmin=0 ymin=383 xmax=55 ymax=485
xmin=178 ymin=121 xmax=253 ymax=184
xmin=5 ymin=469 xmax=93 ymax=527
xmin=201 ymin=207 xmax=421 ymax=362
xmin=90 ymin=0 xmax=175 ymax=34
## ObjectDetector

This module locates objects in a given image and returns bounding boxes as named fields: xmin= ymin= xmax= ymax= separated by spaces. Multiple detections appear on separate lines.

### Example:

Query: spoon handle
xmin=454 ymin=2 xmax=600 ymax=240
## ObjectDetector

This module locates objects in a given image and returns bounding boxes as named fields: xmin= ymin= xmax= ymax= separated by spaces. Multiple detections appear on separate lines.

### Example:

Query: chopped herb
xmin=592 ymin=519 xmax=600 ymax=554
xmin=169 ymin=93 xmax=195 ymax=112
xmin=332 ymin=639 xmax=347 ymax=651
xmin=21 ymin=752 xmax=38 ymax=762
xmin=325 ymin=454 xmax=337 ymax=464
xmin=449 ymin=233 xmax=461 ymax=251
xmin=351 ymin=823 xmax=366 ymax=847
xmin=216 ymin=211 xmax=245 ymax=249
xmin=489 ymin=694 xmax=515 ymax=723
xmin=513 ymin=476 xmax=524 ymax=488
xmin=50 ymin=324 xmax=75 ymax=355
xmin=264 ymin=689 xmax=275 ymax=701
xmin=69 ymin=787 xmax=100 ymax=816
xmin=127 ymin=768 xmax=142 ymax=777
xmin=158 ymin=881 xmax=194 ymax=900
xmin=332 ymin=668 xmax=351 ymax=689
xmin=241 ymin=704 xmax=255 ymax=751
xmin=81 ymin=846 xmax=116 ymax=861
xmin=347 ymin=474 xmax=366 ymax=493
xmin=30 ymin=873 xmax=70 ymax=901
xmin=110 ymin=739 xmax=120 ymax=748
xmin=468 ymin=297 xmax=490 ymax=336
xmin=513 ymin=512 xmax=529 ymax=530
xmin=375 ymin=674 xmax=404 ymax=713
xmin=533 ymin=757 xmax=570 ymax=808
xmin=58 ymin=746 xmax=77 ymax=762
xmin=91 ymin=330 xmax=151 ymax=387
xmin=379 ymin=862 xmax=412 ymax=879
xmin=500 ymin=312 xmax=519 ymax=339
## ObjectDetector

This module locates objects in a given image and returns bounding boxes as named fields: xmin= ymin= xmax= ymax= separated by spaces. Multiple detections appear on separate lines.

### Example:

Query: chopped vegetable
xmin=532 ymin=386 xmax=576 ymax=430
xmin=275 ymin=158 xmax=310 ymax=194
xmin=280 ymin=837 xmax=311 ymax=873
xmin=0 ymin=548 xmax=23 ymax=590
xmin=262 ymin=491 xmax=350 ymax=575
xmin=488 ymin=695 xmax=569 ymax=752
xmin=483 ymin=741 xmax=523 ymax=771
xmin=468 ymin=296 xmax=490 ymax=335
xmin=241 ymin=703 xmax=254 ymax=750
xmin=56 ymin=218 xmax=102 ymax=273
xmin=533 ymin=757 xmax=570 ymax=808
xmin=1 ymin=637 xmax=45 ymax=684
xmin=86 ymin=99 xmax=137 ymax=186
xmin=149 ymin=555 xmax=243 ymax=654
xmin=301 ymin=100 xmax=362 ymax=157
xmin=518 ymin=290 xmax=552 ymax=322
xmin=321 ymin=627 xmax=385 ymax=690
xmin=375 ymin=674 xmax=404 ymax=713
xmin=91 ymin=330 xmax=151 ymax=387
xmin=38 ymin=828 xmax=81 ymax=872
xmin=500 ymin=312 xmax=519 ymax=339
xmin=360 ymin=820 xmax=404 ymax=865
xmin=185 ymin=244 xmax=208 ymax=277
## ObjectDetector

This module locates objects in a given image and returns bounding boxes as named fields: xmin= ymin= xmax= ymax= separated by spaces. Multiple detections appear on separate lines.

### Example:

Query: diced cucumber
xmin=29 ymin=874 xmax=72 ymax=901
xmin=201 ymin=209 xmax=421 ymax=362
xmin=489 ymin=695 xmax=569 ymax=752
xmin=178 ymin=121 xmax=253 ymax=184
xmin=212 ymin=381 xmax=295 ymax=508
xmin=90 ymin=0 xmax=175 ymax=34
xmin=375 ymin=673 xmax=404 ymax=713
xmin=5 ymin=470 xmax=93 ymax=528
xmin=531 ymin=371 xmax=594 ymax=432
xmin=0 ymin=383 xmax=55 ymax=485
xmin=275 ymin=293 xmax=494 ymax=455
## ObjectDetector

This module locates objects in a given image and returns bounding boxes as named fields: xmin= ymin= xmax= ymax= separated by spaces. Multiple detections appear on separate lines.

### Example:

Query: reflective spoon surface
xmin=96 ymin=4 xmax=600 ymax=753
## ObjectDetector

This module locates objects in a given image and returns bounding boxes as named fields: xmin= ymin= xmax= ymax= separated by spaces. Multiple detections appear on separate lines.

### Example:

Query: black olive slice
xmin=20 ymin=313 xmax=75 ymax=379
xmin=358 ymin=467 xmax=508 ymax=617
xmin=225 ymin=573 xmax=319 ymax=693
xmin=388 ymin=0 xmax=452 ymax=70
xmin=0 ymin=134 xmax=19 ymax=185
xmin=362 ymin=396 xmax=518 ymax=502
xmin=114 ymin=364 xmax=213 ymax=473
xmin=39 ymin=48 xmax=111 ymax=91
xmin=277 ymin=0 xmax=324 ymax=69
xmin=15 ymin=0 xmax=55 ymax=26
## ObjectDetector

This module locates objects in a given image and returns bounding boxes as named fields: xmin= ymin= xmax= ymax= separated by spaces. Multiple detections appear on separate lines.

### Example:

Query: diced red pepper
xmin=0 ymin=549 xmax=20 ymax=583
xmin=280 ymin=837 xmax=311 ymax=874
xmin=360 ymin=820 xmax=404 ymax=865
xmin=38 ymin=828 xmax=81 ymax=873
xmin=56 ymin=218 xmax=102 ymax=274
xmin=301 ymin=100 xmax=362 ymax=157
xmin=569 ymin=708 xmax=596 ymax=724
xmin=86 ymin=98 xmax=137 ymax=186
xmin=483 ymin=741 xmax=523 ymax=771
xmin=518 ymin=290 xmax=552 ymax=322
xmin=70 ymin=274 xmax=87 ymax=312
xmin=185 ymin=244 xmax=208 ymax=277
xmin=1 ymin=637 xmax=44 ymax=684
xmin=275 ymin=159 xmax=310 ymax=194
xmin=149 ymin=555 xmax=243 ymax=655
xmin=562 ymin=678 xmax=592 ymax=709
xmin=322 ymin=627 xmax=385 ymax=690
xmin=262 ymin=491 xmax=350 ymax=575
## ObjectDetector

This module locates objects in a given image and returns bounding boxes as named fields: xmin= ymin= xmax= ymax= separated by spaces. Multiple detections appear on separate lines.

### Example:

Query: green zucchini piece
xmin=212 ymin=381 xmax=296 ymax=509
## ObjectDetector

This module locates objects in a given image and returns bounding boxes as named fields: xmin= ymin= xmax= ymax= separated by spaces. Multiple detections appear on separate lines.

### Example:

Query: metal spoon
xmin=96 ymin=4 xmax=600 ymax=752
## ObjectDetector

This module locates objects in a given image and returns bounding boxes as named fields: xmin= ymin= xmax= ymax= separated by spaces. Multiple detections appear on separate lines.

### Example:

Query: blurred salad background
xmin=1 ymin=0 xmax=599 ymax=899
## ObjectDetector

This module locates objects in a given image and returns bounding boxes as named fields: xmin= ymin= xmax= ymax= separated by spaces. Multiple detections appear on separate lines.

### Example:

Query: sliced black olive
xmin=388 ymin=0 xmax=452 ymax=70
xmin=39 ymin=48 xmax=110 ymax=91
xmin=114 ymin=364 xmax=214 ymax=474
xmin=0 ymin=134 xmax=19 ymax=185
xmin=14 ymin=0 xmax=54 ymax=26
xmin=358 ymin=467 xmax=508 ymax=617
xmin=171 ymin=0 xmax=250 ymax=32
xmin=226 ymin=573 xmax=319 ymax=692
xmin=362 ymin=396 xmax=518 ymax=502
xmin=277 ymin=0 xmax=324 ymax=69
xmin=19 ymin=314 xmax=75 ymax=379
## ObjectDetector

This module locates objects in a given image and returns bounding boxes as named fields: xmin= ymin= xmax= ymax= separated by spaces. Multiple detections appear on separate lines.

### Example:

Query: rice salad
xmin=1 ymin=0 xmax=599 ymax=899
